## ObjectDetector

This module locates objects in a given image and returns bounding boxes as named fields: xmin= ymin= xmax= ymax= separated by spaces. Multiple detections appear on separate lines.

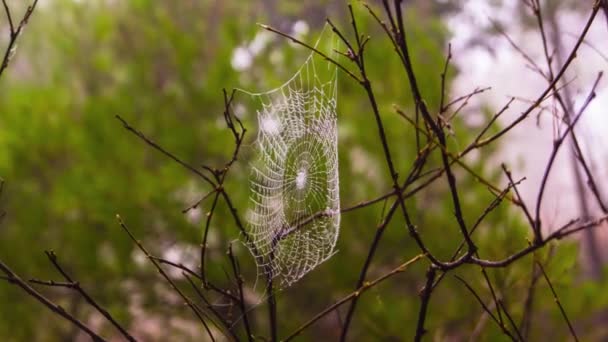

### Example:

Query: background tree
xmin=1 ymin=0 xmax=608 ymax=341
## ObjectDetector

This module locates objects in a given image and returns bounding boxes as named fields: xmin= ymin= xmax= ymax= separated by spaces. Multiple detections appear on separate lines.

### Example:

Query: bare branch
xmin=536 ymin=261 xmax=579 ymax=341
xmin=0 ymin=259 xmax=106 ymax=341
xmin=44 ymin=251 xmax=136 ymax=342
xmin=115 ymin=115 xmax=217 ymax=187
xmin=116 ymin=215 xmax=214 ymax=332
xmin=284 ymin=254 xmax=425 ymax=341
xmin=0 ymin=0 xmax=39 ymax=78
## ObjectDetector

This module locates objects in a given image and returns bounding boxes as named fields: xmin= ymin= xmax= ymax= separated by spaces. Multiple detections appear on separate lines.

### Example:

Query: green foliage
xmin=0 ymin=1 xmax=606 ymax=341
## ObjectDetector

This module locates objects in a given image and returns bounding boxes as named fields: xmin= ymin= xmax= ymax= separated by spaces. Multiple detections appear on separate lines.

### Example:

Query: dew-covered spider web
xmin=239 ymin=26 xmax=340 ymax=289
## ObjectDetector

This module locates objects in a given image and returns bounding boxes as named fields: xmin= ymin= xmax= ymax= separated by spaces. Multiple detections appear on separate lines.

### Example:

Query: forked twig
xmin=0 ymin=260 xmax=106 ymax=341
xmin=44 ymin=251 xmax=136 ymax=341
xmin=116 ymin=215 xmax=215 ymax=339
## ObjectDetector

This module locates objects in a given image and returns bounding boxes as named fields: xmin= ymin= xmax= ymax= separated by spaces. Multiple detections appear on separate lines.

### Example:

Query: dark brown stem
xmin=414 ymin=267 xmax=437 ymax=342
xmin=391 ymin=0 xmax=476 ymax=252
xmin=266 ymin=273 xmax=277 ymax=342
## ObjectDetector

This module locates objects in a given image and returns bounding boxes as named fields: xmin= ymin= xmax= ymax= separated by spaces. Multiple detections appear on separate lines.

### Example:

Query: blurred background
xmin=1 ymin=0 xmax=607 ymax=340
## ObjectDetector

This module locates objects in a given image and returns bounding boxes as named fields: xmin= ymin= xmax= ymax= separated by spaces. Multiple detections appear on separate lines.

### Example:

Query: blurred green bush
xmin=0 ymin=1 xmax=606 ymax=341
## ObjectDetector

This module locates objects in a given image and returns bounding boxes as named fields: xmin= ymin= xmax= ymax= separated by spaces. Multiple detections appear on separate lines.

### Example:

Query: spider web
xmin=240 ymin=27 xmax=340 ymax=289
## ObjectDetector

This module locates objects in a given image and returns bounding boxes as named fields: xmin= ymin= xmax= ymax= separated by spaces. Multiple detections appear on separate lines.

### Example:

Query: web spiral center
xmin=241 ymin=26 xmax=340 ymax=289
xmin=295 ymin=169 xmax=307 ymax=190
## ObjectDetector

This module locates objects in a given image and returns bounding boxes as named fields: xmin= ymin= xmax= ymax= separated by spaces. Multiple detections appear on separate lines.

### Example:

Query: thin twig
xmin=29 ymin=279 xmax=78 ymax=289
xmin=439 ymin=43 xmax=452 ymax=113
xmin=498 ymin=300 xmax=524 ymax=341
xmin=259 ymin=24 xmax=361 ymax=83
xmin=201 ymin=191 xmax=221 ymax=281
xmin=116 ymin=215 xmax=214 ymax=334
xmin=473 ymin=3 xmax=601 ymax=149
xmin=391 ymin=0 xmax=477 ymax=253
xmin=536 ymin=261 xmax=579 ymax=341
xmin=502 ymin=164 xmax=535 ymax=229
xmin=454 ymin=275 xmax=517 ymax=341
xmin=44 ymin=251 xmax=136 ymax=342
xmin=519 ymin=260 xmax=542 ymax=339
xmin=0 ymin=0 xmax=39 ymax=78
xmin=283 ymin=254 xmax=425 ymax=341
xmin=115 ymin=115 xmax=216 ymax=187
xmin=182 ymin=189 xmax=217 ymax=214
xmin=0 ymin=259 xmax=106 ymax=341
xmin=533 ymin=72 xmax=603 ymax=241
xmin=227 ymin=244 xmax=254 ymax=342
xmin=182 ymin=272 xmax=238 ymax=341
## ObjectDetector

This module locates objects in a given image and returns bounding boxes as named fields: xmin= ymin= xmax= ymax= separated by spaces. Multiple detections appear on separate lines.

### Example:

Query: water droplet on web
xmin=296 ymin=169 xmax=307 ymax=190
